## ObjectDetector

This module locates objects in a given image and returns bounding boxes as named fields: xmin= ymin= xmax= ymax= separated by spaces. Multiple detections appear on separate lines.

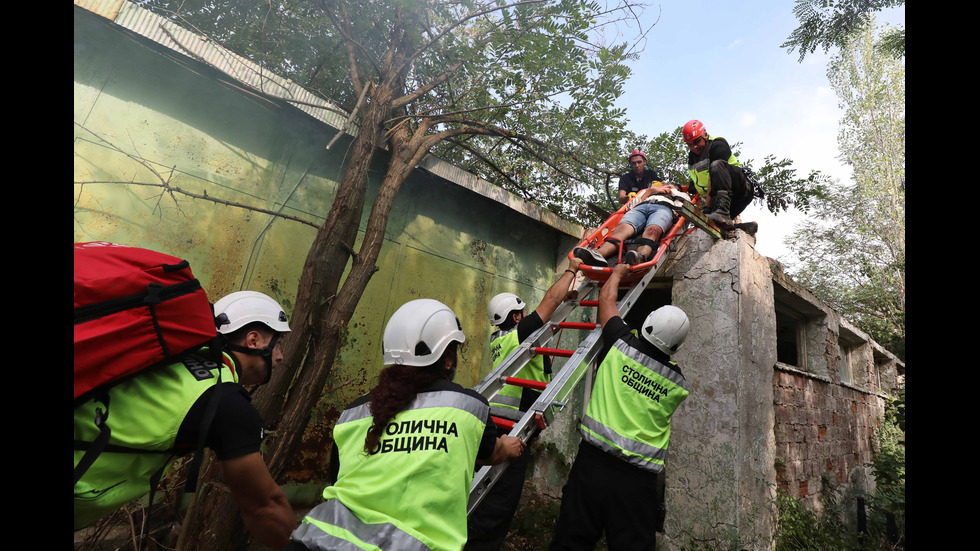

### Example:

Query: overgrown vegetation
xmin=775 ymin=392 xmax=905 ymax=550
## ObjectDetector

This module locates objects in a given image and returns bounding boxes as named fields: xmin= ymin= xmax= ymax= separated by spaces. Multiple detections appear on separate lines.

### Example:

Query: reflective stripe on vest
xmin=298 ymin=387 xmax=488 ymax=551
xmin=488 ymin=327 xmax=547 ymax=410
xmin=336 ymin=390 xmax=488 ymax=426
xmin=688 ymin=135 xmax=741 ymax=197
xmin=580 ymin=414 xmax=666 ymax=469
xmin=293 ymin=499 xmax=430 ymax=551
xmin=580 ymin=339 xmax=689 ymax=473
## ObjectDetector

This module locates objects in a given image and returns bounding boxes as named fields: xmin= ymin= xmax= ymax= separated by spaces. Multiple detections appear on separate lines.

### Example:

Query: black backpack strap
xmin=73 ymin=390 xmax=111 ymax=486
xmin=184 ymin=367 xmax=223 ymax=493
xmin=139 ymin=457 xmax=177 ymax=551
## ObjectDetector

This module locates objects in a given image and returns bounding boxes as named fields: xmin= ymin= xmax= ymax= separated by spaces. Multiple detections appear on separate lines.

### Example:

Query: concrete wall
xmin=664 ymin=230 xmax=779 ymax=548
xmin=73 ymin=4 xmax=588 ymax=486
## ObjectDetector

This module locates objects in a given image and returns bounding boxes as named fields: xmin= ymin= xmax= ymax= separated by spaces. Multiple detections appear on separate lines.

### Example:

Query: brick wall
xmin=773 ymin=367 xmax=885 ymax=509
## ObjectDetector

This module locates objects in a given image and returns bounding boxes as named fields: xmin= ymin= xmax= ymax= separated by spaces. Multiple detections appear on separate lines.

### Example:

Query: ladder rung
xmin=534 ymin=347 xmax=574 ymax=358
xmin=491 ymin=416 xmax=515 ymax=431
xmin=579 ymin=300 xmax=599 ymax=307
xmin=503 ymin=376 xmax=548 ymax=391
xmin=556 ymin=321 xmax=598 ymax=330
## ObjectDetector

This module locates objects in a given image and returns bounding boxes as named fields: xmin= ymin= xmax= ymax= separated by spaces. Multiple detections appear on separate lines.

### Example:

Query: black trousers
xmin=709 ymin=160 xmax=754 ymax=218
xmin=465 ymin=449 xmax=531 ymax=551
xmin=550 ymin=442 xmax=660 ymax=551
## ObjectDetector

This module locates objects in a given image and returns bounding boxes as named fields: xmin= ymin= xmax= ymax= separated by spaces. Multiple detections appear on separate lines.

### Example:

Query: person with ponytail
xmin=290 ymin=299 xmax=524 ymax=551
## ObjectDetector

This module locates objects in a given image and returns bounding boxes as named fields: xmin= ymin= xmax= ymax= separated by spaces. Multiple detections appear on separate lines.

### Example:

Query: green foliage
xmin=138 ymin=0 xmax=354 ymax=104
xmin=679 ymin=537 xmax=750 ymax=551
xmin=621 ymin=127 xmax=832 ymax=218
xmin=785 ymin=21 xmax=905 ymax=360
xmin=638 ymin=127 xmax=688 ymax=187
xmin=782 ymin=0 xmax=905 ymax=61
xmin=745 ymin=154 xmax=832 ymax=215
xmin=139 ymin=0 xmax=645 ymax=177
xmin=875 ymin=26 xmax=905 ymax=59
xmin=868 ymin=391 xmax=905 ymax=531
xmin=775 ymin=489 xmax=855 ymax=551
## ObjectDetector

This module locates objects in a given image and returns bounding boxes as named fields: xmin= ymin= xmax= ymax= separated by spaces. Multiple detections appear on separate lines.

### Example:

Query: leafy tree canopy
xmin=782 ymin=0 xmax=905 ymax=61
xmin=140 ymin=0 xmax=649 ymax=211
xmin=140 ymin=0 xmax=833 ymax=226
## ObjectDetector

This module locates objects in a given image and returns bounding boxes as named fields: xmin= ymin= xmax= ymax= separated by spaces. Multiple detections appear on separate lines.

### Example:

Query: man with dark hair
xmin=617 ymin=148 xmax=661 ymax=205
xmin=73 ymin=291 xmax=297 ymax=548
xmin=574 ymin=149 xmax=680 ymax=266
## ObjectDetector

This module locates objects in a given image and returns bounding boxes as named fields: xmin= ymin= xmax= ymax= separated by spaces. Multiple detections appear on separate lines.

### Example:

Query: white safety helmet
xmin=487 ymin=292 xmax=525 ymax=326
xmin=214 ymin=291 xmax=291 ymax=334
xmin=383 ymin=299 xmax=466 ymax=366
xmin=641 ymin=305 xmax=689 ymax=356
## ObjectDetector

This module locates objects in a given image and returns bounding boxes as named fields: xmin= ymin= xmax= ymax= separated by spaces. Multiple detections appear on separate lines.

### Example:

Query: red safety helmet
xmin=682 ymin=120 xmax=706 ymax=143
xmin=628 ymin=148 xmax=647 ymax=162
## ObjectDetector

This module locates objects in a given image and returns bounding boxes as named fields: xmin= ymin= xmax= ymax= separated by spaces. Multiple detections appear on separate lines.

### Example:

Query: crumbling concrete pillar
xmin=663 ymin=230 xmax=778 ymax=550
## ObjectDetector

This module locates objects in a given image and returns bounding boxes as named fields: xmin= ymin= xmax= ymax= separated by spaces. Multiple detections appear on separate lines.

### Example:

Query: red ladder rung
xmin=556 ymin=321 xmax=597 ymax=330
xmin=534 ymin=347 xmax=574 ymax=358
xmin=579 ymin=300 xmax=599 ymax=307
xmin=492 ymin=416 xmax=515 ymax=431
xmin=504 ymin=376 xmax=548 ymax=391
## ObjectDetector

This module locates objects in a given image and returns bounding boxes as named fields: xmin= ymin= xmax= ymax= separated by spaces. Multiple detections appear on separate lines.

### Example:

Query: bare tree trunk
xmin=260 ymin=77 xmax=403 ymax=480
xmin=178 ymin=84 xmax=396 ymax=551
xmin=181 ymin=15 xmax=434 ymax=548
xmin=251 ymin=91 xmax=385 ymax=424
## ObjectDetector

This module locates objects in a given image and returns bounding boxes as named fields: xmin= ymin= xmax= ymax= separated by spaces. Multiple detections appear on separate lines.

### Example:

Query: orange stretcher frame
xmin=568 ymin=187 xmax=696 ymax=285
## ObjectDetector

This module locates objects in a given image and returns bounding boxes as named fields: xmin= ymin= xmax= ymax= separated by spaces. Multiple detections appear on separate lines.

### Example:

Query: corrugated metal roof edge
xmin=75 ymin=0 xmax=586 ymax=240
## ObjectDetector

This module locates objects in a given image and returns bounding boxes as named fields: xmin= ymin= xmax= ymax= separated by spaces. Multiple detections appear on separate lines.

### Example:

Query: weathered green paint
xmin=74 ymin=6 xmax=584 ymax=484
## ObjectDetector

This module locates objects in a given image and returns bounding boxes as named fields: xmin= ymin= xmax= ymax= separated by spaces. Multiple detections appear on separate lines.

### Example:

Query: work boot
xmin=573 ymin=247 xmax=610 ymax=267
xmin=707 ymin=191 xmax=734 ymax=229
xmin=739 ymin=221 xmax=759 ymax=236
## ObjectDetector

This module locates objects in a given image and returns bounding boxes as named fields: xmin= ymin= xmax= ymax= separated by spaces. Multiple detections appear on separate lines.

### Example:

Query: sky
xmin=609 ymin=0 xmax=905 ymax=264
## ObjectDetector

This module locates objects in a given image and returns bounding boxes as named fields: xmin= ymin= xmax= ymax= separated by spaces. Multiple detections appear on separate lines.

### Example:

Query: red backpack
xmin=74 ymin=242 xmax=218 ymax=401
xmin=74 ymin=242 xmax=220 ymax=488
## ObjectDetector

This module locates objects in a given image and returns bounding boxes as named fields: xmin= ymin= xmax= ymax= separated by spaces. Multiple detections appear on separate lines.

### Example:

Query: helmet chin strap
xmin=226 ymin=332 xmax=281 ymax=385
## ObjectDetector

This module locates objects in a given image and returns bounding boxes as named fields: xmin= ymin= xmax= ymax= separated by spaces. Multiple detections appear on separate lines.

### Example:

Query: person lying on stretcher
xmin=574 ymin=182 xmax=687 ymax=267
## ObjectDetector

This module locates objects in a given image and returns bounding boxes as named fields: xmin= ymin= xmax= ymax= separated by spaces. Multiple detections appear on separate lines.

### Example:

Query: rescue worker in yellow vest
xmin=550 ymin=264 xmax=691 ymax=551
xmin=73 ymin=291 xmax=297 ymax=548
xmin=684 ymin=119 xmax=757 ymax=234
xmin=289 ymin=299 xmax=524 ymax=551
xmin=466 ymin=257 xmax=583 ymax=550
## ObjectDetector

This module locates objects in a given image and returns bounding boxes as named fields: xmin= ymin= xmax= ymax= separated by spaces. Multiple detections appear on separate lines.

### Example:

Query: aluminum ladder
xmin=467 ymin=259 xmax=666 ymax=514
